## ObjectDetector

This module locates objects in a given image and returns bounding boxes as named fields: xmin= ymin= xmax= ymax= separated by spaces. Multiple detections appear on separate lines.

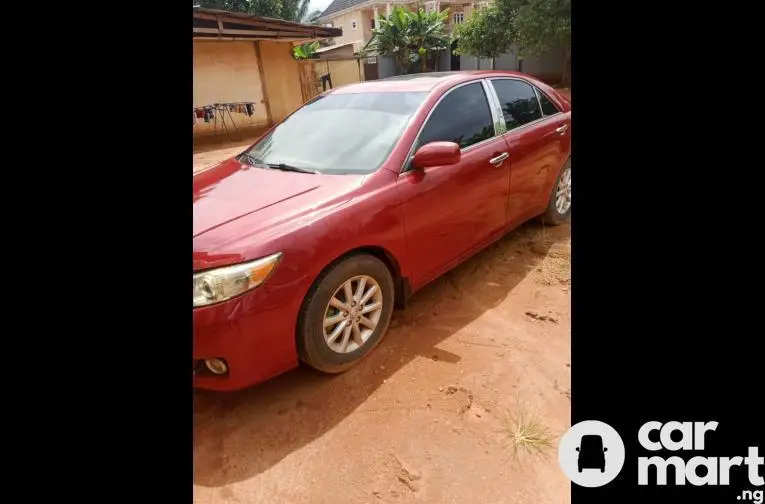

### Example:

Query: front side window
xmin=242 ymin=92 xmax=426 ymax=175
xmin=490 ymin=79 xmax=543 ymax=131
xmin=453 ymin=12 xmax=464 ymax=24
xmin=416 ymin=82 xmax=495 ymax=151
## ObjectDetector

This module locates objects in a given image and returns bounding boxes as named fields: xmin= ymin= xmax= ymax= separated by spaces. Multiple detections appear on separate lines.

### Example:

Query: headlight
xmin=193 ymin=252 xmax=283 ymax=308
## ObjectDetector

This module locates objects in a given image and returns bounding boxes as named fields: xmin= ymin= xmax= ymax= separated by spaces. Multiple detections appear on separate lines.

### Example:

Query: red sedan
xmin=193 ymin=71 xmax=571 ymax=391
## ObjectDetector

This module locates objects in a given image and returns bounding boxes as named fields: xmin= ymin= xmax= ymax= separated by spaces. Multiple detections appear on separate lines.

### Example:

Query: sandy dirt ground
xmin=193 ymin=135 xmax=571 ymax=504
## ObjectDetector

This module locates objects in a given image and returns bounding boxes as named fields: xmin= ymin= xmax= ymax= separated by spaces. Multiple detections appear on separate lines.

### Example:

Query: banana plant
xmin=293 ymin=41 xmax=320 ymax=60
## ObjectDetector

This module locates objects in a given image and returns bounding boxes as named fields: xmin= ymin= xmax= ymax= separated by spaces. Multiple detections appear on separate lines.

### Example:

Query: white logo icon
xmin=558 ymin=420 xmax=626 ymax=487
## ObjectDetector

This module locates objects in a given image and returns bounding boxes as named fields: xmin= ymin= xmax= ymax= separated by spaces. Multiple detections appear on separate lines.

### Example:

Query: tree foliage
xmin=457 ymin=0 xmax=571 ymax=84
xmin=454 ymin=6 xmax=515 ymax=69
xmin=195 ymin=0 xmax=314 ymax=22
xmin=292 ymin=41 xmax=319 ymax=59
xmin=365 ymin=6 xmax=451 ymax=75
xmin=506 ymin=0 xmax=570 ymax=56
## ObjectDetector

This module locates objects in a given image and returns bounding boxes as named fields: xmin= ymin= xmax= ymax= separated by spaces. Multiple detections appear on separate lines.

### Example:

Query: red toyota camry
xmin=193 ymin=71 xmax=571 ymax=391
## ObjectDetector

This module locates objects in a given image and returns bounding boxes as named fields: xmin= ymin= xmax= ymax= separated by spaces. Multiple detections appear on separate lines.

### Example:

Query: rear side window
xmin=536 ymin=88 xmax=561 ymax=116
xmin=417 ymin=82 xmax=495 ymax=150
xmin=490 ymin=79 xmax=542 ymax=130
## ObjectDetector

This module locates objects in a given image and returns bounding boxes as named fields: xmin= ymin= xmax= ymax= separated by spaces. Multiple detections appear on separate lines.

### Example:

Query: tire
xmin=541 ymin=158 xmax=571 ymax=225
xmin=297 ymin=254 xmax=395 ymax=374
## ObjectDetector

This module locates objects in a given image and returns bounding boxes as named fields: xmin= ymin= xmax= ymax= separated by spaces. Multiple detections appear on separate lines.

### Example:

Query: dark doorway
xmin=451 ymin=40 xmax=460 ymax=70
xmin=363 ymin=57 xmax=380 ymax=81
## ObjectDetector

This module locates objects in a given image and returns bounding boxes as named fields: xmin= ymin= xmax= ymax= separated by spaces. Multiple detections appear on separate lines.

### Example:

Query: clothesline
xmin=193 ymin=102 xmax=258 ymax=141
xmin=194 ymin=102 xmax=257 ymax=118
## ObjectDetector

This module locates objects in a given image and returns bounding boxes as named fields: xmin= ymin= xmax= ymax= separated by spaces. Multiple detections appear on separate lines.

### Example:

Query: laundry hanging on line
xmin=192 ymin=102 xmax=257 ymax=126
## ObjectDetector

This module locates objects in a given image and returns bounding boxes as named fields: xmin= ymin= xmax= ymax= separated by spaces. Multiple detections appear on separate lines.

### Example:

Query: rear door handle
xmin=556 ymin=124 xmax=569 ymax=135
xmin=489 ymin=152 xmax=509 ymax=166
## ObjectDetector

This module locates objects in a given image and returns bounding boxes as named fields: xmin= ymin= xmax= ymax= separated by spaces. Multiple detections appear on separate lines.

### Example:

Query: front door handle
xmin=556 ymin=124 xmax=569 ymax=135
xmin=489 ymin=152 xmax=509 ymax=166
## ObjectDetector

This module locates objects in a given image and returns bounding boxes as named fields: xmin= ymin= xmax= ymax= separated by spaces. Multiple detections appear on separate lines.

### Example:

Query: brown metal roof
xmin=193 ymin=7 xmax=343 ymax=41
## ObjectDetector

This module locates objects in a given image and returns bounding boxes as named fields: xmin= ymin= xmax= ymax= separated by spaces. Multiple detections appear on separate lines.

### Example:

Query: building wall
xmin=315 ymin=58 xmax=364 ymax=89
xmin=325 ymin=11 xmax=366 ymax=47
xmin=193 ymin=40 xmax=270 ymax=137
xmin=360 ymin=9 xmax=375 ymax=43
xmin=259 ymin=41 xmax=304 ymax=122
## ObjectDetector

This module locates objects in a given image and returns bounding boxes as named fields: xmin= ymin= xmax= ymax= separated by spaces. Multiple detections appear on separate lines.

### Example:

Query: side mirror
xmin=411 ymin=141 xmax=461 ymax=170
xmin=575 ymin=447 xmax=580 ymax=452
xmin=603 ymin=447 xmax=608 ymax=452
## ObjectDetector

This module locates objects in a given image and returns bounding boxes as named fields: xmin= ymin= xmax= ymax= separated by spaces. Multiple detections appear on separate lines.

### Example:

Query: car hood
xmin=193 ymin=157 xmax=364 ymax=239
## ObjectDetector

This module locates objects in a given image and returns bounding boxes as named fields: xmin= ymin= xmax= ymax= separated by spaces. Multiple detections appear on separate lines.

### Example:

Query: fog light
xmin=205 ymin=358 xmax=228 ymax=375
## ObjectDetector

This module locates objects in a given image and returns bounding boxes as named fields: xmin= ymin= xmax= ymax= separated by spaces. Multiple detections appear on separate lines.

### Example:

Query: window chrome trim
xmin=483 ymin=78 xmax=506 ymax=135
xmin=485 ymin=77 xmax=565 ymax=137
xmin=399 ymin=79 xmax=504 ymax=174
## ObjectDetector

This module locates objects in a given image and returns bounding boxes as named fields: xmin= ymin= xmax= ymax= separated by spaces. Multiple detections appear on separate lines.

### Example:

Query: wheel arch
xmin=294 ymin=244 xmax=411 ymax=362
xmin=322 ymin=245 xmax=411 ymax=308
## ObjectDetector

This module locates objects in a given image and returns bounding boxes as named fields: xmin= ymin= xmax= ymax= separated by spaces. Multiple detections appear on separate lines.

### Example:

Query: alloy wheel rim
xmin=323 ymin=275 xmax=383 ymax=354
xmin=555 ymin=167 xmax=572 ymax=215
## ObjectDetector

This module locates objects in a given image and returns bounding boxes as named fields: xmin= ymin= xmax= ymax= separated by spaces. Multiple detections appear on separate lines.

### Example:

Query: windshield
xmin=242 ymin=92 xmax=427 ymax=175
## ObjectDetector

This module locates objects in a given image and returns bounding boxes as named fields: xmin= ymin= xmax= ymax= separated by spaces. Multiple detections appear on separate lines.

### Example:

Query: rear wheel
xmin=541 ymin=159 xmax=571 ymax=225
xmin=297 ymin=254 xmax=395 ymax=373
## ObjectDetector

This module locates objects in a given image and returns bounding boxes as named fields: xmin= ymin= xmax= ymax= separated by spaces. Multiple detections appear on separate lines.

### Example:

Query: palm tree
xmin=366 ymin=6 xmax=451 ymax=75
xmin=408 ymin=7 xmax=450 ymax=72
xmin=366 ymin=7 xmax=414 ymax=75
xmin=280 ymin=0 xmax=311 ymax=22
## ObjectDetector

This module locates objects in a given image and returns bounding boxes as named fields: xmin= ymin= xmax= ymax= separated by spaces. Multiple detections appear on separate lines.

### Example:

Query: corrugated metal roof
xmin=193 ymin=7 xmax=343 ymax=37
xmin=318 ymin=0 xmax=370 ymax=19
xmin=314 ymin=41 xmax=361 ymax=53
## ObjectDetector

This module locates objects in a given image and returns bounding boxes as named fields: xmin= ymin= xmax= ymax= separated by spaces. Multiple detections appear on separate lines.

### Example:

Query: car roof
xmin=329 ymin=70 xmax=539 ymax=94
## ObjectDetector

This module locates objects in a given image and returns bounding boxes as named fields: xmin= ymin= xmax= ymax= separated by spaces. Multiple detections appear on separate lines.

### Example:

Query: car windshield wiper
xmin=265 ymin=162 xmax=318 ymax=174
xmin=237 ymin=153 xmax=318 ymax=174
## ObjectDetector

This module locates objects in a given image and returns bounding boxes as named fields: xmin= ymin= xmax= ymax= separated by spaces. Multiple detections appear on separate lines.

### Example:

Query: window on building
xmin=453 ymin=12 xmax=464 ymax=24
xmin=352 ymin=20 xmax=357 ymax=29
xmin=370 ymin=18 xmax=376 ymax=30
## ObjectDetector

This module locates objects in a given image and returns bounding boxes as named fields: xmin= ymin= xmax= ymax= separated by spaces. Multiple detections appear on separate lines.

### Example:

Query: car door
xmin=487 ymin=78 xmax=571 ymax=225
xmin=396 ymin=80 xmax=511 ymax=287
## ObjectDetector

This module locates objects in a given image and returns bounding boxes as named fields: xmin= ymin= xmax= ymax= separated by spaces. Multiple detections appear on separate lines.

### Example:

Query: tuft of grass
xmin=500 ymin=402 xmax=556 ymax=464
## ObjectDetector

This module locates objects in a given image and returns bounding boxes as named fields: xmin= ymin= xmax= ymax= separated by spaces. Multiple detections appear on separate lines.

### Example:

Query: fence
xmin=374 ymin=45 xmax=567 ymax=85
xmin=314 ymin=56 xmax=372 ymax=93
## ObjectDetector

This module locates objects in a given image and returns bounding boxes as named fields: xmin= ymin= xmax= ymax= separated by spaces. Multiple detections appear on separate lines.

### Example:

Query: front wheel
xmin=297 ymin=254 xmax=395 ymax=374
xmin=541 ymin=159 xmax=571 ymax=225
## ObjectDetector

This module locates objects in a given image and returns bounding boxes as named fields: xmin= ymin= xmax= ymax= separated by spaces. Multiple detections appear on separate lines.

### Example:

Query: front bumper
xmin=192 ymin=280 xmax=304 ymax=391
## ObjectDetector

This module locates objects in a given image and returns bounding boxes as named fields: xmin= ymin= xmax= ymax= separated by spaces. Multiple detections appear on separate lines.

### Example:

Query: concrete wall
xmin=460 ymin=46 xmax=565 ymax=83
xmin=378 ymin=55 xmax=397 ymax=79
xmin=315 ymin=58 xmax=364 ymax=88
xmin=193 ymin=40 xmax=270 ymax=137
xmin=259 ymin=41 xmax=304 ymax=122
xmin=192 ymin=40 xmax=306 ymax=139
